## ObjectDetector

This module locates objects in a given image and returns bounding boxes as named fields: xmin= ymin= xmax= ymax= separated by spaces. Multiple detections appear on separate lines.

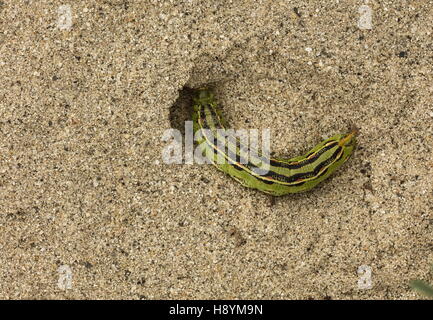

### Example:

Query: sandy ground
xmin=0 ymin=0 xmax=432 ymax=299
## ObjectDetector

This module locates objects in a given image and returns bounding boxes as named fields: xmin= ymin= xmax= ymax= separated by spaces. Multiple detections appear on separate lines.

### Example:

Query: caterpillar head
xmin=193 ymin=88 xmax=214 ymax=104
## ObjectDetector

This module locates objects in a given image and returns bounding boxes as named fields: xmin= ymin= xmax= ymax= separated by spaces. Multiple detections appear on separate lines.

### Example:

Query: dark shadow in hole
xmin=170 ymin=83 xmax=221 ymax=139
xmin=169 ymin=87 xmax=196 ymax=139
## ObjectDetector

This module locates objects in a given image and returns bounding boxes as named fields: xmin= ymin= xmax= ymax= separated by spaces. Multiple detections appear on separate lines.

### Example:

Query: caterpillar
xmin=192 ymin=88 xmax=357 ymax=196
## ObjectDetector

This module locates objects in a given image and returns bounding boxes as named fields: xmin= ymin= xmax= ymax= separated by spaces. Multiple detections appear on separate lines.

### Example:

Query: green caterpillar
xmin=192 ymin=88 xmax=357 ymax=196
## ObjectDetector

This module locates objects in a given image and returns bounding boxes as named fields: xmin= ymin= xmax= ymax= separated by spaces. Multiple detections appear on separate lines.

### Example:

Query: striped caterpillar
xmin=192 ymin=88 xmax=357 ymax=196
